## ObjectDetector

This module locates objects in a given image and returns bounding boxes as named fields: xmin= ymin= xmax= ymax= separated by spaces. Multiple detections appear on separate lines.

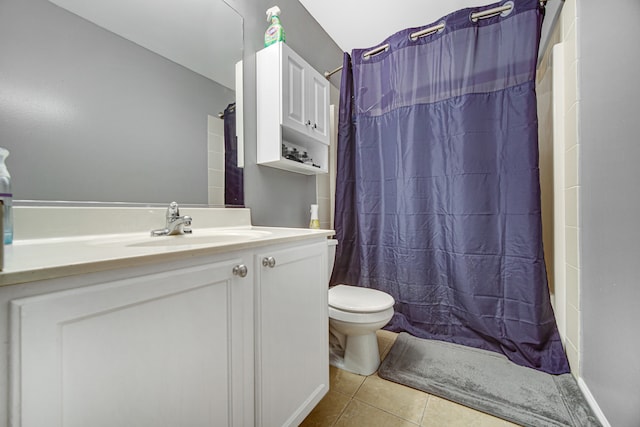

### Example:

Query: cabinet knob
xmin=262 ymin=257 xmax=276 ymax=268
xmin=313 ymin=123 xmax=317 ymax=129
xmin=305 ymin=120 xmax=312 ymax=126
xmin=232 ymin=264 xmax=248 ymax=277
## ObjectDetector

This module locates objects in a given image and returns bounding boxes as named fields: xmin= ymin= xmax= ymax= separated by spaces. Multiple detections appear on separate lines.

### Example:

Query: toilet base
xmin=343 ymin=332 xmax=381 ymax=376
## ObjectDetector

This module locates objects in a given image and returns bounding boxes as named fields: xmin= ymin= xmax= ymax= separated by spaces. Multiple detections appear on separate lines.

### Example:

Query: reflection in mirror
xmin=0 ymin=0 xmax=243 ymax=206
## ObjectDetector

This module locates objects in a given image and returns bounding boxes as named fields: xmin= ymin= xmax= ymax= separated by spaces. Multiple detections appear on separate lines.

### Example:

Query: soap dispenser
xmin=0 ymin=147 xmax=12 ymax=244
xmin=309 ymin=204 xmax=320 ymax=229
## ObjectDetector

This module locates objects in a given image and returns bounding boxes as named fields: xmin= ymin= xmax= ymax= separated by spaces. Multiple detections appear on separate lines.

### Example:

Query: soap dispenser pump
xmin=0 ymin=147 xmax=13 ymax=244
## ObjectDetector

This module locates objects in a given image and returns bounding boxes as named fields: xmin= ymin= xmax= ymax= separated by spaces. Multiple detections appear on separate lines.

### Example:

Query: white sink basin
xmin=130 ymin=229 xmax=272 ymax=247
xmin=89 ymin=228 xmax=274 ymax=249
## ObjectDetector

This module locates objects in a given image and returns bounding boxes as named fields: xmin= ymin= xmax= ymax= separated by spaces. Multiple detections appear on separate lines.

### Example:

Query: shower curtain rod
xmin=323 ymin=0 xmax=548 ymax=79
xmin=218 ymin=104 xmax=235 ymax=119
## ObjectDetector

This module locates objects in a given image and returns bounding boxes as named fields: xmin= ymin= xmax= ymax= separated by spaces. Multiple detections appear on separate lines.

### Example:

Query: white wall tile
xmin=565 ymin=226 xmax=579 ymax=269
xmin=208 ymin=133 xmax=224 ymax=153
xmin=566 ymin=264 xmax=580 ymax=309
xmin=562 ymin=0 xmax=577 ymax=41
xmin=564 ymin=23 xmax=578 ymax=64
xmin=565 ymin=187 xmax=579 ymax=228
xmin=316 ymin=173 xmax=330 ymax=199
xmin=208 ymin=186 xmax=224 ymax=206
xmin=565 ymin=340 xmax=580 ymax=378
xmin=564 ymin=104 xmax=578 ymax=151
xmin=208 ymin=150 xmax=224 ymax=172
xmin=566 ymin=304 xmax=580 ymax=350
xmin=317 ymin=196 xmax=331 ymax=227
xmin=207 ymin=115 xmax=224 ymax=137
xmin=208 ymin=169 xmax=224 ymax=187
xmin=564 ymin=144 xmax=579 ymax=188
xmin=566 ymin=60 xmax=579 ymax=105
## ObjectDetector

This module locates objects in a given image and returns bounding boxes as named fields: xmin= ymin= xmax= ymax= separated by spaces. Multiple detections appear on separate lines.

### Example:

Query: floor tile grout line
xmin=353 ymin=366 xmax=431 ymax=426
xmin=330 ymin=394 xmax=353 ymax=427
xmin=327 ymin=333 xmax=404 ymax=426
xmin=351 ymin=373 xmax=368 ymax=397
xmin=351 ymin=394 xmax=426 ymax=426
xmin=418 ymin=394 xmax=432 ymax=426
xmin=332 ymin=388 xmax=355 ymax=399
xmin=346 ymin=398 xmax=422 ymax=426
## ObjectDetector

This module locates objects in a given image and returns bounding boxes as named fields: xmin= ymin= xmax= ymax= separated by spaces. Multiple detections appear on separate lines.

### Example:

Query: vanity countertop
xmin=0 ymin=226 xmax=334 ymax=287
xmin=0 ymin=206 xmax=334 ymax=287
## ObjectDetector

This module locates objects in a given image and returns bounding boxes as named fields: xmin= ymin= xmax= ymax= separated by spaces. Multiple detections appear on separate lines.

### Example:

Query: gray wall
xmin=227 ymin=0 xmax=342 ymax=227
xmin=0 ymin=0 xmax=342 ymax=226
xmin=579 ymin=1 xmax=640 ymax=426
xmin=0 ymin=0 xmax=235 ymax=204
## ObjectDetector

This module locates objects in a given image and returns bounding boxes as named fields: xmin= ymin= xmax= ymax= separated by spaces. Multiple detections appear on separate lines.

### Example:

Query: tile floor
xmin=301 ymin=330 xmax=521 ymax=427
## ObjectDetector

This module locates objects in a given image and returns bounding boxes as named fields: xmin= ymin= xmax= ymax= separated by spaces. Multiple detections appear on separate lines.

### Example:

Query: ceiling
xmin=298 ymin=0 xmax=493 ymax=52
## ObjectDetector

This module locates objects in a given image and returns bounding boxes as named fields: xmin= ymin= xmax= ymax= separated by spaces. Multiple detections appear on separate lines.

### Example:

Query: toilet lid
xmin=328 ymin=284 xmax=395 ymax=313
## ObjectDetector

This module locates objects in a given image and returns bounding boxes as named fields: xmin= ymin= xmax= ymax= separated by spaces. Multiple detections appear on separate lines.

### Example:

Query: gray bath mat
xmin=378 ymin=333 xmax=601 ymax=427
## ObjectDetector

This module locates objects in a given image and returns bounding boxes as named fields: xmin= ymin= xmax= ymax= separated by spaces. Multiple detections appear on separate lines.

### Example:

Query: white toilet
xmin=326 ymin=240 xmax=395 ymax=376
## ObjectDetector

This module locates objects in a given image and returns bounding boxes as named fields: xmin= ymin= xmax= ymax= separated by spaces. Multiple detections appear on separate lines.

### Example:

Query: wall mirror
xmin=0 ymin=0 xmax=243 ymax=206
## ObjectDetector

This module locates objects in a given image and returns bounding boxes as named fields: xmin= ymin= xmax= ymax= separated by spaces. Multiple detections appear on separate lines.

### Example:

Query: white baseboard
xmin=578 ymin=377 xmax=611 ymax=427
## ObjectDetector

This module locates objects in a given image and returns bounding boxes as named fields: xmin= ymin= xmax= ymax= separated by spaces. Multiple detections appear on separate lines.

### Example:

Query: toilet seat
xmin=328 ymin=285 xmax=395 ymax=323
xmin=329 ymin=284 xmax=395 ymax=313
xmin=329 ymin=305 xmax=395 ymax=323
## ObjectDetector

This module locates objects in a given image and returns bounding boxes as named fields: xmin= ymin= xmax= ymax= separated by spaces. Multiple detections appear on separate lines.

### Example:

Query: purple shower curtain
xmin=331 ymin=0 xmax=569 ymax=374
xmin=223 ymin=103 xmax=244 ymax=206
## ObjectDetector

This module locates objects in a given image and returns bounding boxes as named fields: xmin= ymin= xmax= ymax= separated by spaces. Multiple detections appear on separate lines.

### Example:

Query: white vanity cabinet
xmin=254 ymin=241 xmax=329 ymax=427
xmin=257 ymin=42 xmax=330 ymax=175
xmin=2 ymin=232 xmax=331 ymax=427
xmin=8 ymin=256 xmax=253 ymax=427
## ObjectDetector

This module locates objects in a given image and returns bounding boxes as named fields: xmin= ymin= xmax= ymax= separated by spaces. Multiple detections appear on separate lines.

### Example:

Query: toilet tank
xmin=327 ymin=239 xmax=338 ymax=278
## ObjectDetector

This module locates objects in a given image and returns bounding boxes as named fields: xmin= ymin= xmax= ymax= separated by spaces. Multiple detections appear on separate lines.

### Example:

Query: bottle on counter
xmin=309 ymin=204 xmax=320 ymax=229
xmin=0 ymin=147 xmax=12 ymax=244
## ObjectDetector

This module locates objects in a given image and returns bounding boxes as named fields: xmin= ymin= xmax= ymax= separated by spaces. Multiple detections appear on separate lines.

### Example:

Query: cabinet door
xmin=282 ymin=48 xmax=308 ymax=135
xmin=308 ymin=72 xmax=330 ymax=145
xmin=10 ymin=259 xmax=252 ymax=427
xmin=255 ymin=241 xmax=328 ymax=427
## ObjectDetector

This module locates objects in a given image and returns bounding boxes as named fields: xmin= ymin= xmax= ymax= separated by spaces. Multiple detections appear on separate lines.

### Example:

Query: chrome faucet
xmin=151 ymin=202 xmax=192 ymax=236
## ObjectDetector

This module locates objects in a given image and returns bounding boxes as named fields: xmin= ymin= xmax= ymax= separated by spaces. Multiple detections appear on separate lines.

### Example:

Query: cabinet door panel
xmin=10 ymin=259 xmax=249 ymax=427
xmin=309 ymin=73 xmax=330 ymax=144
xmin=282 ymin=52 xmax=307 ymax=133
xmin=255 ymin=242 xmax=328 ymax=427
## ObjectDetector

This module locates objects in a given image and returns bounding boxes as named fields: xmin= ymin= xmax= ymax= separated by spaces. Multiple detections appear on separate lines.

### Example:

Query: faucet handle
xmin=183 ymin=215 xmax=193 ymax=234
xmin=167 ymin=201 xmax=179 ymax=218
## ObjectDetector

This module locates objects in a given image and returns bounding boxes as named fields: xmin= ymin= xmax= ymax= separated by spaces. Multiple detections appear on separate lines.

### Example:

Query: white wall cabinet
xmin=4 ymin=238 xmax=329 ymax=427
xmin=254 ymin=241 xmax=329 ymax=427
xmin=280 ymin=48 xmax=329 ymax=145
xmin=257 ymin=42 xmax=330 ymax=175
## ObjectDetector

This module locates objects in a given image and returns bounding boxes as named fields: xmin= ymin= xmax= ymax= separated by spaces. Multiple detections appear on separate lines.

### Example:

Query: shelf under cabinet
xmin=259 ymin=157 xmax=327 ymax=175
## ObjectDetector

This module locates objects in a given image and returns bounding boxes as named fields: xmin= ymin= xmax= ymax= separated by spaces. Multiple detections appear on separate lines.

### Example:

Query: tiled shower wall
xmin=560 ymin=0 xmax=581 ymax=378
xmin=316 ymin=96 xmax=339 ymax=230
xmin=207 ymin=115 xmax=225 ymax=206
xmin=537 ymin=32 xmax=556 ymax=310
xmin=539 ymin=0 xmax=581 ymax=377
